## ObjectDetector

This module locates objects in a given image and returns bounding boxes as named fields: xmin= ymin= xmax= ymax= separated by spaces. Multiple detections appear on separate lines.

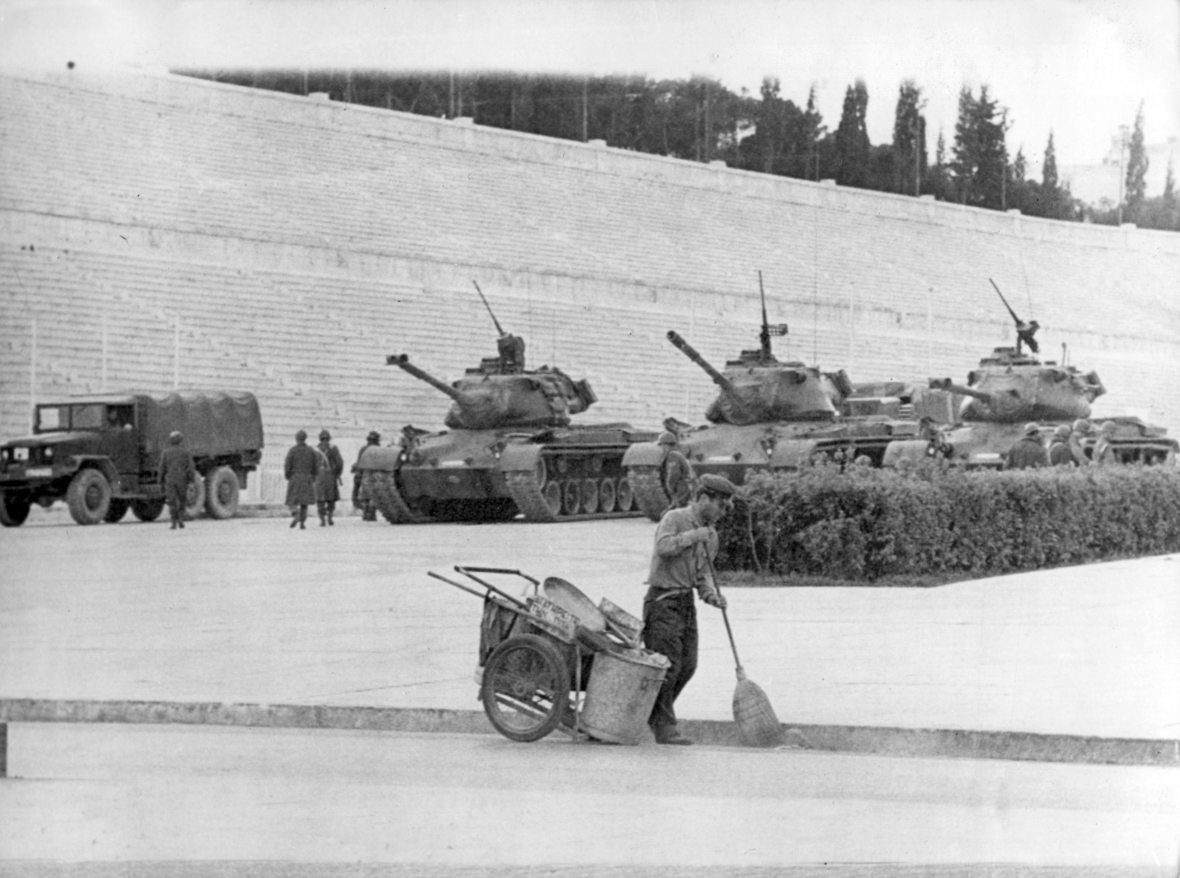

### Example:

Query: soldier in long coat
xmin=159 ymin=430 xmax=196 ymax=530
xmin=352 ymin=430 xmax=382 ymax=521
xmin=284 ymin=430 xmax=320 ymax=529
xmin=314 ymin=429 xmax=344 ymax=526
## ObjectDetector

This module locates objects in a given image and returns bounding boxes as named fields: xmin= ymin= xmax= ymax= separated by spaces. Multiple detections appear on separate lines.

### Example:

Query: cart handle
xmin=450 ymin=568 xmax=531 ymax=607
xmin=454 ymin=565 xmax=541 ymax=586
xmin=427 ymin=571 xmax=527 ymax=609
xmin=454 ymin=566 xmax=539 ymax=603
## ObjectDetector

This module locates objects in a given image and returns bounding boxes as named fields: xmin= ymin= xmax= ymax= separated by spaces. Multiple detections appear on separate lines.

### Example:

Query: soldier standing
xmin=658 ymin=431 xmax=694 ymax=508
xmin=314 ymin=429 xmax=344 ymax=526
xmin=1005 ymin=423 xmax=1048 ymax=469
xmin=1047 ymin=424 xmax=1074 ymax=465
xmin=158 ymin=430 xmax=196 ymax=530
xmin=284 ymin=430 xmax=320 ymax=529
xmin=1069 ymin=419 xmax=1095 ymax=466
xmin=1092 ymin=421 xmax=1119 ymax=465
xmin=352 ymin=430 xmax=382 ymax=521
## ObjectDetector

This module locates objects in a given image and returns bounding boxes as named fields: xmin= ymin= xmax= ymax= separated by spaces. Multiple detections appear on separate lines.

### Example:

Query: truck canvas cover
xmin=139 ymin=391 xmax=264 ymax=458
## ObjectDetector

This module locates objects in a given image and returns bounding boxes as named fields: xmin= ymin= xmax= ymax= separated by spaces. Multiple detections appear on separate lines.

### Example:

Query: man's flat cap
xmin=700 ymin=474 xmax=740 ymax=497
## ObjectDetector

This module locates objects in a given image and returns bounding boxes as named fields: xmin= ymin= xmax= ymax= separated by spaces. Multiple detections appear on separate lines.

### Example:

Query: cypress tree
xmin=1125 ymin=102 xmax=1149 ymax=223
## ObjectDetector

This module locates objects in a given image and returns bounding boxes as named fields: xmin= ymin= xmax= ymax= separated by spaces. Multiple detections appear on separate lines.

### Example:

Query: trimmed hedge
xmin=717 ymin=460 xmax=1180 ymax=580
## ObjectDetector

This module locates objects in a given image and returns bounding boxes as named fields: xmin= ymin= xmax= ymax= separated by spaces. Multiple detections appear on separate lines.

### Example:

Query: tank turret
xmin=667 ymin=330 xmax=837 ymax=425
xmin=389 ymin=354 xmax=595 ymax=431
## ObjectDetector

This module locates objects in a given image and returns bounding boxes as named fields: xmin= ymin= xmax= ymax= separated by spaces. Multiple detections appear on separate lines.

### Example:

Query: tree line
xmin=180 ymin=69 xmax=1178 ymax=233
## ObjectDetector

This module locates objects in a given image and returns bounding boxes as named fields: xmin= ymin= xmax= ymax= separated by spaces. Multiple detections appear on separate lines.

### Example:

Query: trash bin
xmin=579 ymin=647 xmax=670 ymax=745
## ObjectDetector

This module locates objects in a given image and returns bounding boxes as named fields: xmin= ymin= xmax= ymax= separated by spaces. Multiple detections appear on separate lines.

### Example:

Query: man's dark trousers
xmin=642 ymin=591 xmax=698 ymax=733
xmin=165 ymin=484 xmax=185 ymax=528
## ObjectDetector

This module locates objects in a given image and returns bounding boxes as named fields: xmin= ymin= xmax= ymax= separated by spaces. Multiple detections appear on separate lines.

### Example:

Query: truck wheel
xmin=184 ymin=475 xmax=206 ymax=520
xmin=104 ymin=499 xmax=130 ymax=523
xmin=0 ymin=490 xmax=31 ymax=527
xmin=131 ymin=497 xmax=166 ymax=522
xmin=205 ymin=466 xmax=240 ymax=519
xmin=66 ymin=469 xmax=112 ymax=525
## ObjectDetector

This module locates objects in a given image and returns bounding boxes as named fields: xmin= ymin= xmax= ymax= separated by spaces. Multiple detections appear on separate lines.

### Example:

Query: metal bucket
xmin=580 ymin=648 xmax=670 ymax=745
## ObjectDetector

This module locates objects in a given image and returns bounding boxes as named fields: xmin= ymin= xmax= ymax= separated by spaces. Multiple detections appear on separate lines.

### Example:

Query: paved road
xmin=2 ymin=509 xmax=1179 ymax=873
xmin=2 ymin=511 xmax=1178 ymax=738
xmin=3 ymin=722 xmax=1178 ymax=874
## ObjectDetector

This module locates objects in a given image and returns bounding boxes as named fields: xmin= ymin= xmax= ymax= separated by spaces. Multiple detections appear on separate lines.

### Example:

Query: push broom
xmin=704 ymin=548 xmax=786 ymax=748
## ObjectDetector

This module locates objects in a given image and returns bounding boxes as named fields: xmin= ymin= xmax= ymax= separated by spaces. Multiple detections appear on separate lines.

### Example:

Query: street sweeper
xmin=641 ymin=473 xmax=738 ymax=745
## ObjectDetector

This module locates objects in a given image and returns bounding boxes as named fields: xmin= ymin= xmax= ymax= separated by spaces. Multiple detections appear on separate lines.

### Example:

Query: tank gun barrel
xmin=667 ymin=331 xmax=742 ymax=398
xmin=929 ymin=377 xmax=992 ymax=404
xmin=388 ymin=354 xmax=469 ymax=405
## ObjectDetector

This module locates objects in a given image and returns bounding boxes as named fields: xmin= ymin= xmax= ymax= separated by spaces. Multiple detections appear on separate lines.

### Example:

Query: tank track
xmin=505 ymin=469 xmax=560 ymax=523
xmin=505 ymin=453 xmax=645 ymax=523
xmin=627 ymin=465 xmax=670 ymax=522
xmin=364 ymin=471 xmax=431 ymax=524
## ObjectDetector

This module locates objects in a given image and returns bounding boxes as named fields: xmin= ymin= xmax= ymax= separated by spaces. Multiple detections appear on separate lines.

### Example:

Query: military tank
xmin=355 ymin=285 xmax=656 ymax=523
xmin=622 ymin=281 xmax=921 ymax=520
xmin=883 ymin=282 xmax=1179 ymax=468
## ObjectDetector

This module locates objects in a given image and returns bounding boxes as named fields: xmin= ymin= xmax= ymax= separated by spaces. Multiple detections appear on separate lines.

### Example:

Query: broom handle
xmin=702 ymin=544 xmax=743 ymax=672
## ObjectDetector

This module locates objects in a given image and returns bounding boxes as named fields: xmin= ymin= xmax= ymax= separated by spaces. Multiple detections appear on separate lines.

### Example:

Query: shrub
xmin=716 ymin=461 xmax=1180 ymax=580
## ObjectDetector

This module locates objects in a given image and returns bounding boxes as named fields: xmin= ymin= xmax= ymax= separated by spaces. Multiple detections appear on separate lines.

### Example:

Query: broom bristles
xmin=733 ymin=676 xmax=785 ymax=748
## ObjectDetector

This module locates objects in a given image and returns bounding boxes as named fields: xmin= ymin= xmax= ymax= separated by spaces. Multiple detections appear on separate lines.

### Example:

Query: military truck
xmin=0 ymin=391 xmax=264 ymax=526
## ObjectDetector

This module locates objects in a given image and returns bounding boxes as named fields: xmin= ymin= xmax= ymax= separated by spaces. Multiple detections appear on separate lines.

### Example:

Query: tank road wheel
xmin=363 ymin=470 xmax=430 ymax=524
xmin=131 ymin=497 xmax=166 ymax=522
xmin=480 ymin=634 xmax=571 ymax=743
xmin=204 ymin=466 xmax=240 ymax=519
xmin=616 ymin=477 xmax=634 ymax=512
xmin=627 ymin=465 xmax=670 ymax=522
xmin=66 ymin=469 xmax=112 ymax=525
xmin=580 ymin=478 xmax=599 ymax=514
xmin=0 ymin=490 xmax=31 ymax=527
xmin=541 ymin=481 xmax=563 ymax=517
xmin=598 ymin=478 xmax=617 ymax=513
xmin=562 ymin=480 xmax=581 ymax=516
xmin=103 ymin=498 xmax=130 ymax=523
xmin=184 ymin=475 xmax=206 ymax=521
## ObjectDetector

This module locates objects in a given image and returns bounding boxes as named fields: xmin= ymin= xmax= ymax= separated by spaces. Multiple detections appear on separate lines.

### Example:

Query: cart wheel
xmin=481 ymin=634 xmax=570 ymax=743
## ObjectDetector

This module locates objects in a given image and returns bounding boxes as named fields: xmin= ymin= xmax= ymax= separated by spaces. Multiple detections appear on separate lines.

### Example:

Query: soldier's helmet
xmin=1053 ymin=424 xmax=1071 ymax=439
xmin=296 ymin=429 xmax=308 ymax=442
xmin=169 ymin=431 xmax=183 ymax=445
xmin=1072 ymin=418 xmax=1092 ymax=435
xmin=1024 ymin=423 xmax=1041 ymax=436
xmin=367 ymin=430 xmax=381 ymax=443
xmin=658 ymin=431 xmax=678 ymax=446
xmin=319 ymin=430 xmax=331 ymax=441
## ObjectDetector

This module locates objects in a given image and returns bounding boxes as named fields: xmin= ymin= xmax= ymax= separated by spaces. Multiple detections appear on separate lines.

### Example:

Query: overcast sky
xmin=1 ymin=0 xmax=1177 ymax=167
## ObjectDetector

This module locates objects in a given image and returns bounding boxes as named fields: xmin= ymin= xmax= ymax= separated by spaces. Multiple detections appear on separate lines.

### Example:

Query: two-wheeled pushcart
xmin=427 ymin=565 xmax=669 ymax=745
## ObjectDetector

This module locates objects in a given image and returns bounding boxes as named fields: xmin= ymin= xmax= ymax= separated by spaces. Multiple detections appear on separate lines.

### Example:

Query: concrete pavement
xmin=2 ymin=510 xmax=1178 ymax=744
xmin=3 ymin=723 xmax=1178 ymax=873
xmin=2 ymin=509 xmax=1179 ymax=873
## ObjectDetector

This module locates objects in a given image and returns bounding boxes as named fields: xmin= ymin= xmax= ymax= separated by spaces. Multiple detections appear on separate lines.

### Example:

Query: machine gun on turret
xmin=989 ymin=278 xmax=1039 ymax=355
xmin=756 ymin=270 xmax=790 ymax=363
xmin=473 ymin=281 xmax=526 ymax=374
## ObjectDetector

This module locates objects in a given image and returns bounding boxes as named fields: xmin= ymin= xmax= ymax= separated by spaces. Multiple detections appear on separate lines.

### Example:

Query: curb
xmin=1 ymin=699 xmax=1176 ymax=770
